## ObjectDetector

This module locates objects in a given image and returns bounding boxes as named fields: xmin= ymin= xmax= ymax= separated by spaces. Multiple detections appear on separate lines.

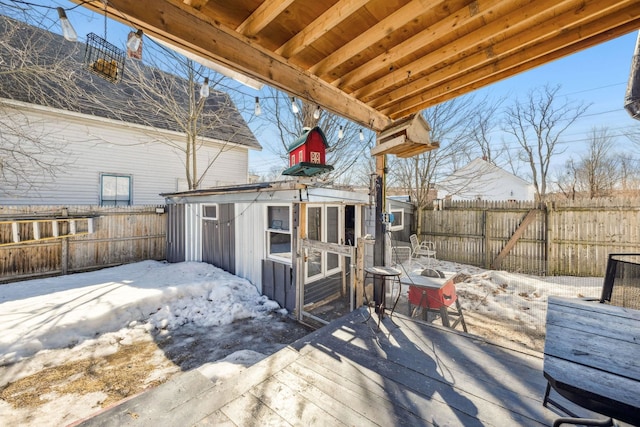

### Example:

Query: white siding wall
xmin=184 ymin=203 xmax=202 ymax=262
xmin=234 ymin=202 xmax=266 ymax=291
xmin=1 ymin=105 xmax=251 ymax=205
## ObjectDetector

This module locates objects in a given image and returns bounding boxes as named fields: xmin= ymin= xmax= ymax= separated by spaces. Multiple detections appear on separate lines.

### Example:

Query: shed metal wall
xmin=261 ymin=259 xmax=295 ymax=312
xmin=166 ymin=204 xmax=185 ymax=263
xmin=184 ymin=203 xmax=202 ymax=261
xmin=235 ymin=202 xmax=268 ymax=292
xmin=202 ymin=203 xmax=235 ymax=274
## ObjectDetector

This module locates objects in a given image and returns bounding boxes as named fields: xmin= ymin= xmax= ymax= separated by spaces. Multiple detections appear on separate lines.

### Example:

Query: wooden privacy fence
xmin=0 ymin=205 xmax=166 ymax=283
xmin=421 ymin=198 xmax=640 ymax=277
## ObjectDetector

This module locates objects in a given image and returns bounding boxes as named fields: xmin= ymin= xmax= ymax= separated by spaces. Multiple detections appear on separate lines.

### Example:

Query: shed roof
xmin=0 ymin=16 xmax=260 ymax=150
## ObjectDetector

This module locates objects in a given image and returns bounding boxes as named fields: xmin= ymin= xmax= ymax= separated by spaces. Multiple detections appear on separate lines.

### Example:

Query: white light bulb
xmin=57 ymin=8 xmax=77 ymax=42
xmin=359 ymin=129 xmax=364 ymax=141
xmin=313 ymin=106 xmax=320 ymax=120
xmin=126 ymin=29 xmax=143 ymax=52
xmin=200 ymin=77 xmax=210 ymax=98
xmin=255 ymin=97 xmax=262 ymax=116
xmin=338 ymin=126 xmax=344 ymax=139
xmin=291 ymin=97 xmax=299 ymax=114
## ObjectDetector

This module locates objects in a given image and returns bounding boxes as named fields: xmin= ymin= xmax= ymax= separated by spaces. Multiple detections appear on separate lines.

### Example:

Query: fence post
xmin=545 ymin=202 xmax=552 ymax=276
xmin=483 ymin=209 xmax=490 ymax=269
xmin=61 ymin=238 xmax=68 ymax=275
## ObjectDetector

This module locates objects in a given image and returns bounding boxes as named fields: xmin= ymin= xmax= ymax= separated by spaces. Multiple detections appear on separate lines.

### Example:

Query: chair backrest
xmin=601 ymin=253 xmax=640 ymax=309
xmin=409 ymin=234 xmax=420 ymax=251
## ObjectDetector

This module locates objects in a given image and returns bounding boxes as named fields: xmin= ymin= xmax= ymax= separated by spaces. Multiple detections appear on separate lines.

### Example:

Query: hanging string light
xmin=255 ymin=97 xmax=262 ymax=116
xmin=126 ymin=29 xmax=143 ymax=55
xmin=291 ymin=97 xmax=299 ymax=114
xmin=313 ymin=105 xmax=321 ymax=120
xmin=359 ymin=129 xmax=365 ymax=141
xmin=56 ymin=7 xmax=77 ymax=42
xmin=199 ymin=77 xmax=210 ymax=99
xmin=338 ymin=126 xmax=344 ymax=139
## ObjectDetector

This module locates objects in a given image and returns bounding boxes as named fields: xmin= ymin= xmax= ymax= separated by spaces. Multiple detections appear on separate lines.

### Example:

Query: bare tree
xmin=502 ymin=84 xmax=589 ymax=201
xmin=0 ymin=14 xmax=81 ymax=196
xmin=257 ymin=87 xmax=374 ymax=184
xmin=387 ymin=95 xmax=482 ymax=234
xmin=553 ymin=158 xmax=579 ymax=200
xmin=116 ymin=58 xmax=255 ymax=190
xmin=576 ymin=127 xmax=620 ymax=198
xmin=470 ymin=96 xmax=506 ymax=163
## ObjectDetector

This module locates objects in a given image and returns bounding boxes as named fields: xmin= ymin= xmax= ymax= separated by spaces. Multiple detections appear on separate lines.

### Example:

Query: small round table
xmin=363 ymin=266 xmax=402 ymax=328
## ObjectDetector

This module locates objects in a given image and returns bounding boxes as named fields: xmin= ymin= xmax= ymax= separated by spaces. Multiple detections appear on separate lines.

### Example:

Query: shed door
xmin=202 ymin=203 xmax=235 ymax=274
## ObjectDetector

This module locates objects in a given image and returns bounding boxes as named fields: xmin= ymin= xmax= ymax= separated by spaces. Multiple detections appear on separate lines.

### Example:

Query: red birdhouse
xmin=282 ymin=126 xmax=334 ymax=177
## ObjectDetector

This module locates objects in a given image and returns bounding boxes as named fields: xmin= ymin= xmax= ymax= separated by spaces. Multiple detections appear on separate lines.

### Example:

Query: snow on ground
xmin=0 ymin=258 xmax=604 ymax=370
xmin=393 ymin=259 xmax=603 ymax=338
xmin=0 ymin=259 xmax=604 ymax=426
xmin=0 ymin=260 xmax=284 ymax=367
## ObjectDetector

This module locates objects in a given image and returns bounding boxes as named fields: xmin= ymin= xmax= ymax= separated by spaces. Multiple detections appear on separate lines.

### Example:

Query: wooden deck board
xmin=78 ymin=309 xmax=562 ymax=427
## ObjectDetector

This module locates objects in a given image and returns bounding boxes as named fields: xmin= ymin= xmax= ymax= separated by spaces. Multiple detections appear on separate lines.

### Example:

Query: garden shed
xmin=163 ymin=181 xmax=374 ymax=325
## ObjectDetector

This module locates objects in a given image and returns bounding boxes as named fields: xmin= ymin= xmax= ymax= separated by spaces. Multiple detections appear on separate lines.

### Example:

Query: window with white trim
xmin=310 ymin=151 xmax=320 ymax=164
xmin=389 ymin=208 xmax=404 ymax=231
xmin=100 ymin=173 xmax=131 ymax=206
xmin=202 ymin=204 xmax=218 ymax=220
xmin=305 ymin=205 xmax=342 ymax=282
xmin=267 ymin=205 xmax=291 ymax=262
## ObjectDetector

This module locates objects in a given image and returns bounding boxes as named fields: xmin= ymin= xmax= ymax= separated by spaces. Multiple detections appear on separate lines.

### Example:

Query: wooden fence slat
xmin=0 ymin=205 xmax=166 ymax=283
xmin=422 ymin=198 xmax=640 ymax=277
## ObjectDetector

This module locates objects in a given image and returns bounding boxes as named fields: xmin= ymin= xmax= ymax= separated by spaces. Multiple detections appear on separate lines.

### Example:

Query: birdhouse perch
xmin=371 ymin=113 xmax=439 ymax=158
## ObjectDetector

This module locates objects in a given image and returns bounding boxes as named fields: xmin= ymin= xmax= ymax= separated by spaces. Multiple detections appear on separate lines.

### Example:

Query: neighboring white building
xmin=437 ymin=158 xmax=535 ymax=201
xmin=0 ymin=17 xmax=260 ymax=206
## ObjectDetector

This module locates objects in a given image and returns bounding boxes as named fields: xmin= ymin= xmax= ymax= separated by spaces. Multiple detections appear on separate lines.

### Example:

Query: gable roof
xmin=437 ymin=157 xmax=535 ymax=201
xmin=440 ymin=158 xmax=532 ymax=187
xmin=287 ymin=126 xmax=329 ymax=152
xmin=0 ymin=15 xmax=260 ymax=150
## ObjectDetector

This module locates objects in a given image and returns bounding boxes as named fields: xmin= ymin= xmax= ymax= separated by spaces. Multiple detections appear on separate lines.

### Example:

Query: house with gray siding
xmin=0 ymin=16 xmax=260 ymax=206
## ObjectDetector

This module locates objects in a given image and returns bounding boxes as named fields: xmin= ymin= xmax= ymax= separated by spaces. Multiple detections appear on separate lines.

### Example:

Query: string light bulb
xmin=199 ymin=77 xmax=210 ymax=99
xmin=56 ymin=7 xmax=77 ymax=42
xmin=291 ymin=97 xmax=299 ymax=114
xmin=338 ymin=126 xmax=344 ymax=139
xmin=254 ymin=97 xmax=262 ymax=116
xmin=313 ymin=105 xmax=321 ymax=120
xmin=359 ymin=129 xmax=365 ymax=141
xmin=126 ymin=29 xmax=143 ymax=52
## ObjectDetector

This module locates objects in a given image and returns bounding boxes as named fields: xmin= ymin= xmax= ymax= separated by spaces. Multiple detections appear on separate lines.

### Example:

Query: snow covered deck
xmin=77 ymin=309 xmax=572 ymax=426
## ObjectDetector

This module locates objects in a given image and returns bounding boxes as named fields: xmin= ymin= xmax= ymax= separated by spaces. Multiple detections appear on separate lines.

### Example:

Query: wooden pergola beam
xmin=236 ymin=0 xmax=294 ymax=36
xmin=383 ymin=10 xmax=640 ymax=118
xmin=275 ymin=0 xmax=369 ymax=58
xmin=75 ymin=0 xmax=393 ymax=131
xmin=309 ymin=0 xmax=448 ymax=77
xmin=359 ymin=0 xmax=618 ymax=105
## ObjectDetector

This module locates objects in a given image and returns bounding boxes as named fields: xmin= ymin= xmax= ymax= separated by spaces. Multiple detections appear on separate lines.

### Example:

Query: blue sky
xmin=10 ymin=1 xmax=640 ymax=178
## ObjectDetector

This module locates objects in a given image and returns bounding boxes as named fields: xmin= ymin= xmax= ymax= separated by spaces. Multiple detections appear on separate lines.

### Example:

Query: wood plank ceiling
xmin=74 ymin=0 xmax=640 ymax=132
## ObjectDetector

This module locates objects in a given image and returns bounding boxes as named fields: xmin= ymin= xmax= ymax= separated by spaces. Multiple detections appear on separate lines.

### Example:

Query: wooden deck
xmin=78 ymin=309 xmax=568 ymax=426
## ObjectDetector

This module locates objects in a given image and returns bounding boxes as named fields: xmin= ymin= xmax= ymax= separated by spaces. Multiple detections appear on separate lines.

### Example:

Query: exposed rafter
xmin=72 ymin=0 xmax=640 ymax=134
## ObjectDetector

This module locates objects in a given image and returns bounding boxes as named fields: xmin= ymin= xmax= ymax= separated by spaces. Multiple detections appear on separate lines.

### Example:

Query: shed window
xmin=267 ymin=205 xmax=291 ymax=261
xmin=299 ymin=151 xmax=304 ymax=162
xmin=100 ymin=174 xmax=131 ymax=206
xmin=389 ymin=208 xmax=404 ymax=231
xmin=310 ymin=151 xmax=320 ymax=164
xmin=202 ymin=204 xmax=217 ymax=220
